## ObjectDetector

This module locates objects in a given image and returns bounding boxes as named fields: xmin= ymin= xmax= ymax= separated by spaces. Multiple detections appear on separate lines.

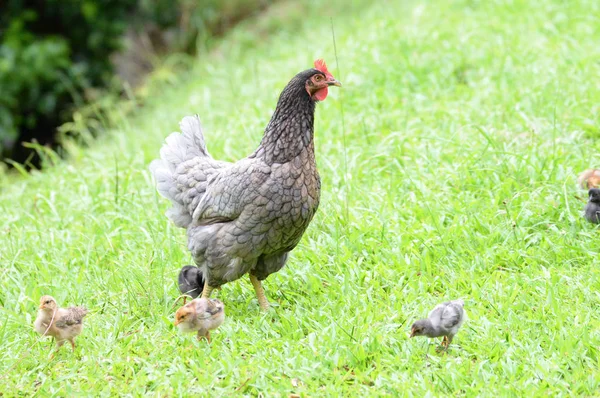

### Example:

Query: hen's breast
xmin=252 ymin=147 xmax=320 ymax=253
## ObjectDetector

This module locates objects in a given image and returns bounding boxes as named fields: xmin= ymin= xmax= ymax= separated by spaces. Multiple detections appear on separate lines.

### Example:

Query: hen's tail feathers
xmin=178 ymin=265 xmax=205 ymax=298
xmin=149 ymin=115 xmax=210 ymax=228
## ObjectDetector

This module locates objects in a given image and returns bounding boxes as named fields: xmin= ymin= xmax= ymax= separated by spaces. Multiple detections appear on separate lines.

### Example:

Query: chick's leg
xmin=249 ymin=274 xmax=270 ymax=311
xmin=200 ymin=279 xmax=214 ymax=299
xmin=196 ymin=330 xmax=210 ymax=343
xmin=69 ymin=339 xmax=76 ymax=352
xmin=446 ymin=335 xmax=454 ymax=349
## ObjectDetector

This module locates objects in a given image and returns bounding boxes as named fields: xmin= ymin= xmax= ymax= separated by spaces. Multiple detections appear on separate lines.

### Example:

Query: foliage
xmin=0 ymin=0 xmax=135 ymax=163
xmin=1 ymin=0 xmax=600 ymax=395
xmin=0 ymin=0 xmax=272 ymax=165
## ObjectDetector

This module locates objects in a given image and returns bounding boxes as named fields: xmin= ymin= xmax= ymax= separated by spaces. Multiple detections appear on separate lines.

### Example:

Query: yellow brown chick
xmin=34 ymin=295 xmax=88 ymax=352
xmin=174 ymin=298 xmax=225 ymax=342
xmin=577 ymin=169 xmax=600 ymax=189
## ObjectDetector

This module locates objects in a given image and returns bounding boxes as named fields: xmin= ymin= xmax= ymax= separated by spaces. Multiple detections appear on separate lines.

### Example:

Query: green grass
xmin=2 ymin=0 xmax=600 ymax=395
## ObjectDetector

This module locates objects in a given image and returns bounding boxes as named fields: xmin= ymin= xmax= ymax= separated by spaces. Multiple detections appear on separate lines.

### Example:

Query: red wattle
xmin=313 ymin=87 xmax=328 ymax=101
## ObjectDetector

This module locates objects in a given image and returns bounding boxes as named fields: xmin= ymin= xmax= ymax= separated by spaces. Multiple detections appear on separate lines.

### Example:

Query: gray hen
xmin=410 ymin=299 xmax=466 ymax=350
xmin=150 ymin=60 xmax=341 ymax=310
xmin=584 ymin=188 xmax=600 ymax=224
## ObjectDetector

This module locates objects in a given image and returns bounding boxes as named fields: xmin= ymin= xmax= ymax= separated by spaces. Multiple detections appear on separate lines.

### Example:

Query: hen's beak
xmin=327 ymin=78 xmax=342 ymax=87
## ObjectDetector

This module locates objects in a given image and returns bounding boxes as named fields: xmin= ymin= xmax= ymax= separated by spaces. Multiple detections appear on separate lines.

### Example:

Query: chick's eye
xmin=45 ymin=301 xmax=50 ymax=304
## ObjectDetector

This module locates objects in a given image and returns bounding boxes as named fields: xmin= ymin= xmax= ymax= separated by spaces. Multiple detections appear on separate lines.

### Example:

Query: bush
xmin=0 ymin=0 xmax=136 ymax=165
xmin=0 ymin=0 xmax=272 ymax=167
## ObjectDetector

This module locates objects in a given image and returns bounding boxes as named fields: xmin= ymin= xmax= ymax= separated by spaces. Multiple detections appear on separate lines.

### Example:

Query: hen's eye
xmin=314 ymin=75 xmax=323 ymax=82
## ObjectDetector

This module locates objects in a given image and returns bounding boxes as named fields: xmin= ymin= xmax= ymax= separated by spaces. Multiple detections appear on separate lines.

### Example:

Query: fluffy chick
xmin=584 ymin=188 xmax=600 ymax=224
xmin=410 ymin=299 xmax=465 ymax=350
xmin=34 ymin=295 xmax=88 ymax=351
xmin=578 ymin=169 xmax=600 ymax=190
xmin=174 ymin=298 xmax=225 ymax=342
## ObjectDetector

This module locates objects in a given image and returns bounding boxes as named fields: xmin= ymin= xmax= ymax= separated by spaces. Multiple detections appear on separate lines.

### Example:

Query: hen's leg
xmin=200 ymin=279 xmax=214 ymax=299
xmin=249 ymin=274 xmax=270 ymax=311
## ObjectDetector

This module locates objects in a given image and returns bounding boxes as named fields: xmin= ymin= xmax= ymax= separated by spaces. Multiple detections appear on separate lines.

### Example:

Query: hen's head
xmin=303 ymin=59 xmax=342 ymax=101
xmin=39 ymin=295 xmax=57 ymax=311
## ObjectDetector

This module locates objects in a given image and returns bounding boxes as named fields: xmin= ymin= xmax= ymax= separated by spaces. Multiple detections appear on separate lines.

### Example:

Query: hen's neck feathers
xmin=253 ymin=71 xmax=317 ymax=165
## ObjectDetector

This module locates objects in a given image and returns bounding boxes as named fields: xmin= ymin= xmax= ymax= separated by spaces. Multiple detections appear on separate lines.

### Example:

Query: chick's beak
xmin=409 ymin=329 xmax=416 ymax=338
xmin=327 ymin=78 xmax=342 ymax=87
xmin=38 ymin=304 xmax=44 ymax=309
xmin=174 ymin=319 xmax=181 ymax=326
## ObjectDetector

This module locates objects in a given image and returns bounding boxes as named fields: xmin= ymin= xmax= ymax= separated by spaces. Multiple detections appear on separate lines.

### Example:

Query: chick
xmin=584 ymin=188 xmax=600 ymax=224
xmin=174 ymin=298 xmax=225 ymax=342
xmin=178 ymin=265 xmax=205 ymax=301
xmin=410 ymin=299 xmax=465 ymax=350
xmin=577 ymin=169 xmax=600 ymax=189
xmin=34 ymin=295 xmax=88 ymax=351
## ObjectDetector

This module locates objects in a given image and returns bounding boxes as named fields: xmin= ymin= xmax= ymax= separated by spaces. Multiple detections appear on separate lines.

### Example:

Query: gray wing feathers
xmin=440 ymin=300 xmax=464 ymax=329
xmin=192 ymin=159 xmax=270 ymax=221
xmin=55 ymin=307 xmax=88 ymax=328
xmin=195 ymin=299 xmax=223 ymax=318
xmin=429 ymin=299 xmax=464 ymax=330
xmin=205 ymin=301 xmax=222 ymax=316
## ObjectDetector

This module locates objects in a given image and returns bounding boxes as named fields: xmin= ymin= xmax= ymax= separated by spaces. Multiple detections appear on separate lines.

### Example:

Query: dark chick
xmin=584 ymin=188 xmax=600 ymax=224
xmin=410 ymin=299 xmax=466 ymax=351
xmin=178 ymin=265 xmax=204 ymax=299
xmin=150 ymin=60 xmax=341 ymax=311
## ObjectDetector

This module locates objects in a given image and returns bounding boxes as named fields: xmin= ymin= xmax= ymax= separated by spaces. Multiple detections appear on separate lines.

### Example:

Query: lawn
xmin=1 ymin=0 xmax=600 ymax=395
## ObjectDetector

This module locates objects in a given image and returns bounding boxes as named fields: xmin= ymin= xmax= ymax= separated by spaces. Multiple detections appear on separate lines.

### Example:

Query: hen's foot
xmin=249 ymin=274 xmax=270 ymax=311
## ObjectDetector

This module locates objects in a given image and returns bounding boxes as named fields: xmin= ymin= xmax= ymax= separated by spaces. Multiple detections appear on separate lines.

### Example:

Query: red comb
xmin=314 ymin=59 xmax=333 ymax=78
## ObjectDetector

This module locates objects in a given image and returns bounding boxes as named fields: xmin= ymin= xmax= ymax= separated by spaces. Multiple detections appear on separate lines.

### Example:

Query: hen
xmin=150 ymin=60 xmax=341 ymax=310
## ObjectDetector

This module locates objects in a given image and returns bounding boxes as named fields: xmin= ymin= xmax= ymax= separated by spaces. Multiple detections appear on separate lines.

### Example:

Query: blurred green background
xmin=0 ymin=0 xmax=272 ymax=167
